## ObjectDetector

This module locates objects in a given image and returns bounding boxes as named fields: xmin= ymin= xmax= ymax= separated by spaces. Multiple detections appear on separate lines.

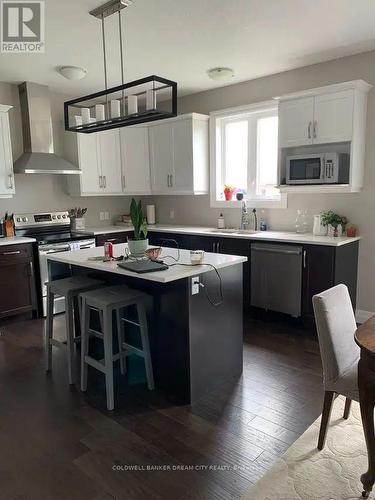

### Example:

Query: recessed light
xmin=58 ymin=66 xmax=87 ymax=81
xmin=207 ymin=67 xmax=234 ymax=81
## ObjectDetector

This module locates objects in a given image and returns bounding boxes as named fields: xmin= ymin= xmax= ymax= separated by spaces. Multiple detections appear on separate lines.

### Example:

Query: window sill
xmin=211 ymin=194 xmax=288 ymax=209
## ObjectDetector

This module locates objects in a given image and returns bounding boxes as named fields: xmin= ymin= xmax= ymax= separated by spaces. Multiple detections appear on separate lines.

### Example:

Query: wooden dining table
xmin=355 ymin=316 xmax=375 ymax=498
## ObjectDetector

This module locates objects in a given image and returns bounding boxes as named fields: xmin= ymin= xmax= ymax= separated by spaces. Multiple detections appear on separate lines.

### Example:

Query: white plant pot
xmin=327 ymin=224 xmax=335 ymax=237
xmin=71 ymin=218 xmax=85 ymax=231
xmin=127 ymin=238 xmax=148 ymax=256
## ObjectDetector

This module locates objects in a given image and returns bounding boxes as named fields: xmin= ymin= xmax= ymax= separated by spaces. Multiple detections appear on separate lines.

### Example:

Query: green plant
xmin=130 ymin=198 xmax=148 ymax=240
xmin=321 ymin=210 xmax=348 ymax=229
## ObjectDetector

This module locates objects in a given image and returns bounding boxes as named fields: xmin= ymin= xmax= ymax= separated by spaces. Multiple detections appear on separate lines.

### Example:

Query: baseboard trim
xmin=356 ymin=309 xmax=374 ymax=324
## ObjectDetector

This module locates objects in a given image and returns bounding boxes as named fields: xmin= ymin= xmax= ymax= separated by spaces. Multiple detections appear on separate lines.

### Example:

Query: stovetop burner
xmin=14 ymin=210 xmax=94 ymax=245
xmin=33 ymin=231 xmax=95 ymax=245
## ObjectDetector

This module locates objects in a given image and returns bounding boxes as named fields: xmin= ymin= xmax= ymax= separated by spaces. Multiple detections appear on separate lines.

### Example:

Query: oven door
xmin=38 ymin=239 xmax=96 ymax=316
xmin=286 ymin=154 xmax=325 ymax=184
xmin=39 ymin=244 xmax=71 ymax=316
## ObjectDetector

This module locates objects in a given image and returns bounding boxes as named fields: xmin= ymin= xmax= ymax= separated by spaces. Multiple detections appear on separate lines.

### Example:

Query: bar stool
xmin=80 ymin=285 xmax=154 ymax=411
xmin=45 ymin=276 xmax=104 ymax=384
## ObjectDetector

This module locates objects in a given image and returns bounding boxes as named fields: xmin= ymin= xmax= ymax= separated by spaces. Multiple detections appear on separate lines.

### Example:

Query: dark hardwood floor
xmin=0 ymin=313 xmax=323 ymax=500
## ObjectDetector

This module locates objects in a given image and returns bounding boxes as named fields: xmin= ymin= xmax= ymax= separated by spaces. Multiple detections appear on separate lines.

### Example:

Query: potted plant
xmin=223 ymin=185 xmax=235 ymax=201
xmin=321 ymin=210 xmax=348 ymax=237
xmin=68 ymin=207 xmax=87 ymax=231
xmin=128 ymin=198 xmax=148 ymax=255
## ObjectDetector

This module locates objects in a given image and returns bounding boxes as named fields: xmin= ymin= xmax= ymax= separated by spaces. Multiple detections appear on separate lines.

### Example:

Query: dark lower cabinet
xmin=148 ymin=231 xmax=359 ymax=321
xmin=148 ymin=231 xmax=251 ymax=309
xmin=95 ymin=231 xmax=130 ymax=247
xmin=0 ymin=243 xmax=37 ymax=319
xmin=302 ymin=241 xmax=359 ymax=320
xmin=215 ymin=237 xmax=251 ymax=309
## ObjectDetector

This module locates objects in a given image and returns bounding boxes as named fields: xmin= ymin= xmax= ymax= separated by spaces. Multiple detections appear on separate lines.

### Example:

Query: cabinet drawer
xmin=95 ymin=232 xmax=130 ymax=247
xmin=0 ymin=243 xmax=33 ymax=264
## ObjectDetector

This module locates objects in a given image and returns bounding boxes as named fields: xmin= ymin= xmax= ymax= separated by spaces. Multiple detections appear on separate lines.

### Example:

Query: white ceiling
xmin=1 ymin=0 xmax=375 ymax=98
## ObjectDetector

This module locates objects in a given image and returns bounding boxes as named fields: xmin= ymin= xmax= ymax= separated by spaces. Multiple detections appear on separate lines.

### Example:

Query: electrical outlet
xmin=169 ymin=209 xmax=175 ymax=220
xmin=99 ymin=212 xmax=105 ymax=221
xmin=104 ymin=211 xmax=110 ymax=220
xmin=191 ymin=276 xmax=200 ymax=295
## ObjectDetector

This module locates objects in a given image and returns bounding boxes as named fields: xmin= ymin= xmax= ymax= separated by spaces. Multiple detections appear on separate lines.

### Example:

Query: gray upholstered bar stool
xmin=45 ymin=276 xmax=104 ymax=384
xmin=80 ymin=285 xmax=154 ymax=411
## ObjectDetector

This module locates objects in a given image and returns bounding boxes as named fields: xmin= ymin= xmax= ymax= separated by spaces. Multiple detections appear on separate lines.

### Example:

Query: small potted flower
xmin=223 ymin=185 xmax=235 ymax=201
xmin=127 ymin=198 xmax=148 ymax=255
xmin=321 ymin=210 xmax=348 ymax=237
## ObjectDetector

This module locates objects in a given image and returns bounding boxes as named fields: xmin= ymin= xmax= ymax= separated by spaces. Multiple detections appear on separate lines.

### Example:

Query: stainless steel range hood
xmin=13 ymin=82 xmax=81 ymax=174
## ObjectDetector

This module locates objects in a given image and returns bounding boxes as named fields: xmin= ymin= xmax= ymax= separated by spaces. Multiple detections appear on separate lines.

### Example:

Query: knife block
xmin=3 ymin=220 xmax=15 ymax=237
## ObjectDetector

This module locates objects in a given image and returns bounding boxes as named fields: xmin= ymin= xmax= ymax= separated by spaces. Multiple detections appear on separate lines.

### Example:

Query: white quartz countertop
xmin=0 ymin=236 xmax=36 ymax=246
xmin=46 ymin=244 xmax=247 ymax=284
xmin=83 ymin=224 xmax=360 ymax=247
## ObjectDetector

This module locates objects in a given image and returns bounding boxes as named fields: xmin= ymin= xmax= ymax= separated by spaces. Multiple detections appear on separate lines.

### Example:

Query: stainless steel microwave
xmin=286 ymin=152 xmax=350 ymax=185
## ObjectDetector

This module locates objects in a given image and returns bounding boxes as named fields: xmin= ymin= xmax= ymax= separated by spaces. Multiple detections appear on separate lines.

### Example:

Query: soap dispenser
xmin=217 ymin=213 xmax=225 ymax=229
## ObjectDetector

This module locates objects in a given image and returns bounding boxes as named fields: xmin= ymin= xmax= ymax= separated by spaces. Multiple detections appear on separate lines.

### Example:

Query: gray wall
xmin=1 ymin=50 xmax=375 ymax=312
xmin=154 ymin=50 xmax=375 ymax=313
xmin=0 ymin=85 xmax=135 ymax=226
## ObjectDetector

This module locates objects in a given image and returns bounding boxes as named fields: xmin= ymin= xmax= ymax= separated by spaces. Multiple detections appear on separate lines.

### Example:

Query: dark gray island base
xmin=48 ymin=247 xmax=245 ymax=404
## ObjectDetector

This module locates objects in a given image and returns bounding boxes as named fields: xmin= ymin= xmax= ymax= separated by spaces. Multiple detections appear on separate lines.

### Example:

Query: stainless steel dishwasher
xmin=251 ymin=243 xmax=303 ymax=317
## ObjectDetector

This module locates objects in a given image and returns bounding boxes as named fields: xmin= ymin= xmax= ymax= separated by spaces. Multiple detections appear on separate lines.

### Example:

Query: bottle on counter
xmin=259 ymin=210 xmax=267 ymax=231
xmin=295 ymin=209 xmax=308 ymax=234
xmin=217 ymin=213 xmax=225 ymax=229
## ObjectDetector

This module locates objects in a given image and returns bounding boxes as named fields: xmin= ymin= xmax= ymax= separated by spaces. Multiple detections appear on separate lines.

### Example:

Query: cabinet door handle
xmin=167 ymin=174 xmax=170 ymax=187
xmin=2 ymin=250 xmax=21 ymax=256
xmin=99 ymin=175 xmax=102 ymax=188
xmin=122 ymin=175 xmax=126 ymax=190
xmin=217 ymin=242 xmax=220 ymax=253
xmin=170 ymin=174 xmax=173 ymax=187
xmin=303 ymin=250 xmax=307 ymax=268
xmin=313 ymin=120 xmax=317 ymax=139
xmin=308 ymin=121 xmax=312 ymax=139
xmin=8 ymin=174 xmax=13 ymax=189
xmin=212 ymin=242 xmax=215 ymax=252
xmin=103 ymin=176 xmax=107 ymax=188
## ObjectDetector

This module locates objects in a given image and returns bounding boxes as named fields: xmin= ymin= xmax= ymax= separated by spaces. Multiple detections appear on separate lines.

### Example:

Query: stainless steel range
xmin=15 ymin=211 xmax=95 ymax=315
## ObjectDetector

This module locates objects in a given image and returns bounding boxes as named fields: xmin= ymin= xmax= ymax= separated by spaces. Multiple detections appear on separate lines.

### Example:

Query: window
xmin=210 ymin=101 xmax=286 ymax=208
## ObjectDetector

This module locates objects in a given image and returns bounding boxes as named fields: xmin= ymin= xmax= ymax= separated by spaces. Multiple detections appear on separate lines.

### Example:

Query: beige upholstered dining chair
xmin=312 ymin=284 xmax=360 ymax=450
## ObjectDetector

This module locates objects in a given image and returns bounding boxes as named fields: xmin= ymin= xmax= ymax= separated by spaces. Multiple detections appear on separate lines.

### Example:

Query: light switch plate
xmin=191 ymin=276 xmax=200 ymax=295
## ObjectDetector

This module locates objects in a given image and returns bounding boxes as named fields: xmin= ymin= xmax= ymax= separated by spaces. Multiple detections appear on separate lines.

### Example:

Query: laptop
xmin=117 ymin=260 xmax=169 ymax=274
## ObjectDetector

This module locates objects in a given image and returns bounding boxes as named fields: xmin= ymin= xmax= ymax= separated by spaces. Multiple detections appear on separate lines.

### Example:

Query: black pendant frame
xmin=64 ymin=75 xmax=177 ymax=134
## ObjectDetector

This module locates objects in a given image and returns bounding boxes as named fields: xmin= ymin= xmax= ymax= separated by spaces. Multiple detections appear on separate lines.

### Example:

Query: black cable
xmin=167 ymin=262 xmax=224 ymax=307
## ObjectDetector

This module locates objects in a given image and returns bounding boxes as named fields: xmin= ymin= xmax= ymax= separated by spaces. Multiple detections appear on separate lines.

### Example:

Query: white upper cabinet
xmin=0 ymin=106 xmax=15 ymax=198
xmin=120 ymin=127 xmax=151 ymax=195
xmin=76 ymin=133 xmax=101 ymax=194
xmin=66 ymin=129 xmax=123 ymax=196
xmin=66 ymin=113 xmax=208 ymax=197
xmin=149 ymin=113 xmax=209 ymax=195
xmin=149 ymin=122 xmax=173 ymax=193
xmin=276 ymin=80 xmax=372 ymax=193
xmin=313 ymin=90 xmax=353 ymax=144
xmin=279 ymin=97 xmax=314 ymax=147
xmin=98 ymin=130 xmax=123 ymax=194
xmin=278 ymin=82 xmax=367 ymax=148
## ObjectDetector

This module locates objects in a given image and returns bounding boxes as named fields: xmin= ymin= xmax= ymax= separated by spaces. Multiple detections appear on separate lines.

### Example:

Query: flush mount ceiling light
xmin=64 ymin=0 xmax=177 ymax=134
xmin=58 ymin=66 xmax=87 ymax=81
xmin=207 ymin=67 xmax=235 ymax=81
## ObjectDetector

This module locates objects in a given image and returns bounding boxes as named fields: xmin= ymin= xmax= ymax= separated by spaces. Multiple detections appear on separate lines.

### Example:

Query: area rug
xmin=244 ymin=396 xmax=368 ymax=500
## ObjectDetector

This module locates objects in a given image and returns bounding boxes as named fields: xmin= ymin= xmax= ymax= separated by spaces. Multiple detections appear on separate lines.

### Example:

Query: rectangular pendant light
xmin=64 ymin=1 xmax=177 ymax=134
xmin=64 ymin=75 xmax=177 ymax=133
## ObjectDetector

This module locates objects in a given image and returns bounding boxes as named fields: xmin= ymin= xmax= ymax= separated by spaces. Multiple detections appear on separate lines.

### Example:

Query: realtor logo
xmin=1 ymin=1 xmax=45 ymax=53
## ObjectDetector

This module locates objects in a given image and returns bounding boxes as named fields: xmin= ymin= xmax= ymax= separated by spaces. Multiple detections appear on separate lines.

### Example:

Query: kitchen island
xmin=47 ymin=244 xmax=246 ymax=403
